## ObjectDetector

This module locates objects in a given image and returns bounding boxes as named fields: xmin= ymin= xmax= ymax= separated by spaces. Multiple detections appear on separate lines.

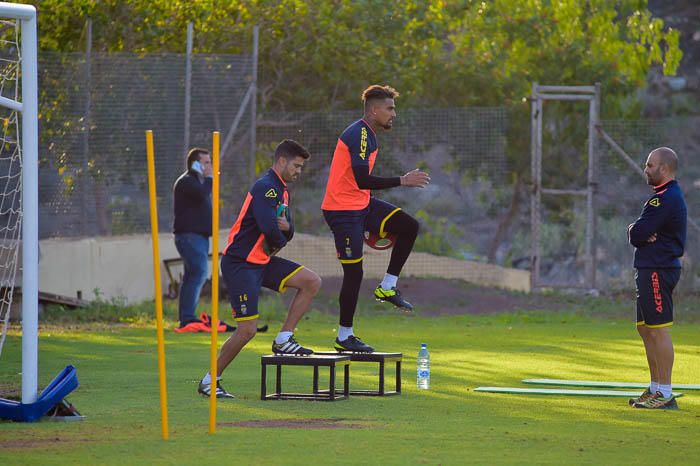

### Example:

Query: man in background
xmin=172 ymin=147 xmax=213 ymax=333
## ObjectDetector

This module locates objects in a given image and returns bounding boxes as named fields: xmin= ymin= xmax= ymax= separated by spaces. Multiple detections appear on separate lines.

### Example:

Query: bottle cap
xmin=421 ymin=343 xmax=427 ymax=348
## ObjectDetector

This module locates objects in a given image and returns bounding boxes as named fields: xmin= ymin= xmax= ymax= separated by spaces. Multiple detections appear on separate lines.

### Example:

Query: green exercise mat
xmin=522 ymin=378 xmax=700 ymax=390
xmin=474 ymin=387 xmax=684 ymax=397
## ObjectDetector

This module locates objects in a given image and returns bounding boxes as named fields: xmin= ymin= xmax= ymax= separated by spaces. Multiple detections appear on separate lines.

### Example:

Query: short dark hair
xmin=274 ymin=139 xmax=310 ymax=161
xmin=362 ymin=84 xmax=399 ymax=109
xmin=652 ymin=146 xmax=678 ymax=173
xmin=186 ymin=147 xmax=209 ymax=170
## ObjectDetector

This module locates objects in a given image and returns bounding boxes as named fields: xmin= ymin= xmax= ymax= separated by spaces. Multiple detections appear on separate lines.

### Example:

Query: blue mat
xmin=0 ymin=365 xmax=79 ymax=422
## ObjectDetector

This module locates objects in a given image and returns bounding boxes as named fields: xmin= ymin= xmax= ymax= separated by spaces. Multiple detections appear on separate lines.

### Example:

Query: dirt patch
xmin=317 ymin=277 xmax=569 ymax=316
xmin=219 ymin=418 xmax=363 ymax=429
xmin=0 ymin=437 xmax=79 ymax=449
xmin=0 ymin=383 xmax=20 ymax=400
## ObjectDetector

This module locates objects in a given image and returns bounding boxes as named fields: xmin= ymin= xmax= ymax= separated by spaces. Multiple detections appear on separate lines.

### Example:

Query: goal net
xmin=0 ymin=17 xmax=22 ymax=359
xmin=0 ymin=2 xmax=38 ymax=404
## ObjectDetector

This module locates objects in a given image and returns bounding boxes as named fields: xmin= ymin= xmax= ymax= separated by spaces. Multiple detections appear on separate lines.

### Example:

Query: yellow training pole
xmin=208 ymin=131 xmax=221 ymax=434
xmin=146 ymin=130 xmax=169 ymax=440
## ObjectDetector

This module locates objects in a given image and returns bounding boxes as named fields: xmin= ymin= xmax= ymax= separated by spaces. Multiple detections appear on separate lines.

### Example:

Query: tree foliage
xmin=26 ymin=0 xmax=681 ymax=114
xmin=433 ymin=0 xmax=681 ymax=108
xmin=16 ymin=0 xmax=684 ymax=255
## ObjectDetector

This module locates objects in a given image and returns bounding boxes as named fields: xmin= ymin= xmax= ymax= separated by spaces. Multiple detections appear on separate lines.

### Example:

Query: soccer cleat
xmin=197 ymin=380 xmax=235 ymax=399
xmin=272 ymin=335 xmax=314 ymax=355
xmin=628 ymin=387 xmax=653 ymax=406
xmin=633 ymin=391 xmax=678 ymax=410
xmin=334 ymin=335 xmax=374 ymax=353
xmin=174 ymin=320 xmax=209 ymax=333
xmin=374 ymin=286 xmax=414 ymax=311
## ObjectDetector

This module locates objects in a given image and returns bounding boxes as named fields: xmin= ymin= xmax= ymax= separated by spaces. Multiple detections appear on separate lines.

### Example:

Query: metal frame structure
xmin=530 ymin=83 xmax=600 ymax=291
xmin=0 ymin=2 xmax=39 ymax=404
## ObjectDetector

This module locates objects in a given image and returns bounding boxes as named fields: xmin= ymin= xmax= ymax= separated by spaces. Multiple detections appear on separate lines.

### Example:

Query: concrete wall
xmin=38 ymin=232 xmax=530 ymax=303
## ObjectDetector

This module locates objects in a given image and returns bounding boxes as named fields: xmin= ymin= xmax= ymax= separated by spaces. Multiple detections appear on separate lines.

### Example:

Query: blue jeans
xmin=174 ymin=233 xmax=210 ymax=326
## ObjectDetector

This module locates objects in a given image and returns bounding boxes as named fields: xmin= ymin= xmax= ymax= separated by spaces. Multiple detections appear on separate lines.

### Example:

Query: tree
xmin=18 ymin=0 xmax=683 ymax=256
xmin=28 ymin=1 xmax=680 ymax=113
xmin=429 ymin=0 xmax=681 ymax=263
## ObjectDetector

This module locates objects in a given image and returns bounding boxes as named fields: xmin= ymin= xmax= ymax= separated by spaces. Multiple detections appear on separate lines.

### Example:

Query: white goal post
xmin=0 ymin=2 xmax=38 ymax=404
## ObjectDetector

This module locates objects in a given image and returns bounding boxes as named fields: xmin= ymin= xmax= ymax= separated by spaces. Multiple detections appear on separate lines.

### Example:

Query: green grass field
xmin=1 ymin=294 xmax=700 ymax=465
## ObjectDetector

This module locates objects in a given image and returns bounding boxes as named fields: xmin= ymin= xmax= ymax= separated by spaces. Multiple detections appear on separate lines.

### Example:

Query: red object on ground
xmin=173 ymin=320 xmax=209 ymax=333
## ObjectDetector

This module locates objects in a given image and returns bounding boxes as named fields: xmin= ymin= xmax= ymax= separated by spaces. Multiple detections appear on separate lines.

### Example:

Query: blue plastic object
xmin=276 ymin=203 xmax=288 ymax=217
xmin=0 ymin=365 xmax=79 ymax=422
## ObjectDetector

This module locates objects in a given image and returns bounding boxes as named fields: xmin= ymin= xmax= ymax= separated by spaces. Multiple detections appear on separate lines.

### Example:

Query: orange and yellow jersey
xmin=223 ymin=169 xmax=292 ymax=264
xmin=321 ymin=119 xmax=378 ymax=211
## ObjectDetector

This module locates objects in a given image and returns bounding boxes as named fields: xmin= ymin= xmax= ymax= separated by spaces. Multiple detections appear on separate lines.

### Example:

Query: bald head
xmin=644 ymin=147 xmax=678 ymax=186
xmin=650 ymin=147 xmax=678 ymax=174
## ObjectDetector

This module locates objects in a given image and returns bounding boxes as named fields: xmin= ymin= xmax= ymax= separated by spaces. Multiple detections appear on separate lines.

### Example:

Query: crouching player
xmin=198 ymin=140 xmax=321 ymax=398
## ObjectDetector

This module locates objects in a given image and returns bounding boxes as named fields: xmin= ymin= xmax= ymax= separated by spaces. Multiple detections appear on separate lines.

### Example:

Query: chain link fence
xmin=34 ymin=51 xmax=700 ymax=292
xmin=38 ymin=51 xmax=254 ymax=238
xmin=533 ymin=113 xmax=700 ymax=293
xmin=37 ymin=52 xmax=514 ymax=272
xmin=256 ymin=107 xmax=510 ymax=250
xmin=251 ymin=108 xmax=513 ymax=283
xmin=596 ymin=117 xmax=700 ymax=293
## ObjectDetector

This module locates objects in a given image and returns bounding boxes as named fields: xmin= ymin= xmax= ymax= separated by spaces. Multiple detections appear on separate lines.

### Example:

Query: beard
xmin=646 ymin=171 xmax=660 ymax=186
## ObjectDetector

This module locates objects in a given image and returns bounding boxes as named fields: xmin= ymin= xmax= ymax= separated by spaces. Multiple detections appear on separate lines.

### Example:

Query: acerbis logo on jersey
xmin=359 ymin=126 xmax=368 ymax=160
xmin=649 ymin=197 xmax=660 ymax=207
xmin=265 ymin=188 xmax=277 ymax=198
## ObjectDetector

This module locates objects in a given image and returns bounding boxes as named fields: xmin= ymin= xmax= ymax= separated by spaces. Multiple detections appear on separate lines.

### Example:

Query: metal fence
xmin=33 ymin=50 xmax=700 ymax=292
xmin=250 ymin=107 xmax=513 ymax=285
xmin=256 ymin=107 xmax=510 ymax=252
xmin=534 ymin=115 xmax=700 ymax=292
xmin=38 ymin=51 xmax=255 ymax=238
xmin=596 ymin=117 xmax=700 ymax=292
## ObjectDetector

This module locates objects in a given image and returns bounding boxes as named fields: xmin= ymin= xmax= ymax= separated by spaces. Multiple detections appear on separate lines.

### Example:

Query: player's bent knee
xmin=404 ymin=215 xmax=419 ymax=238
xmin=305 ymin=272 xmax=322 ymax=295
xmin=237 ymin=320 xmax=258 ymax=340
xmin=387 ymin=211 xmax=419 ymax=238
xmin=296 ymin=271 xmax=321 ymax=295
xmin=286 ymin=268 xmax=322 ymax=295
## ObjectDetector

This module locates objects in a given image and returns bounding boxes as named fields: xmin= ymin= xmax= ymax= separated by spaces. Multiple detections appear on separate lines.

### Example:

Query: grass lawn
xmin=1 ymin=292 xmax=699 ymax=465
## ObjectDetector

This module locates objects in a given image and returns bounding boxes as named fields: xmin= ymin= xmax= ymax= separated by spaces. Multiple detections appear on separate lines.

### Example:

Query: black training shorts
xmin=635 ymin=268 xmax=680 ymax=328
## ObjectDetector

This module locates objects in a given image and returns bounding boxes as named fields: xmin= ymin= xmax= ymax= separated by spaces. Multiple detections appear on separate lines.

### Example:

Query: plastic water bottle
xmin=417 ymin=343 xmax=430 ymax=389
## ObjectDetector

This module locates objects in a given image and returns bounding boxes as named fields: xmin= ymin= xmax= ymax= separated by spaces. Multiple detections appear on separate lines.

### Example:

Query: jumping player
xmin=321 ymin=84 xmax=430 ymax=353
xmin=198 ymin=140 xmax=321 ymax=398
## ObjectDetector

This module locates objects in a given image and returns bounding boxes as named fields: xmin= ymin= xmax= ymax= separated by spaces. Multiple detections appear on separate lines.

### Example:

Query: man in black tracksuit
xmin=627 ymin=147 xmax=686 ymax=410
xmin=172 ymin=147 xmax=213 ymax=332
